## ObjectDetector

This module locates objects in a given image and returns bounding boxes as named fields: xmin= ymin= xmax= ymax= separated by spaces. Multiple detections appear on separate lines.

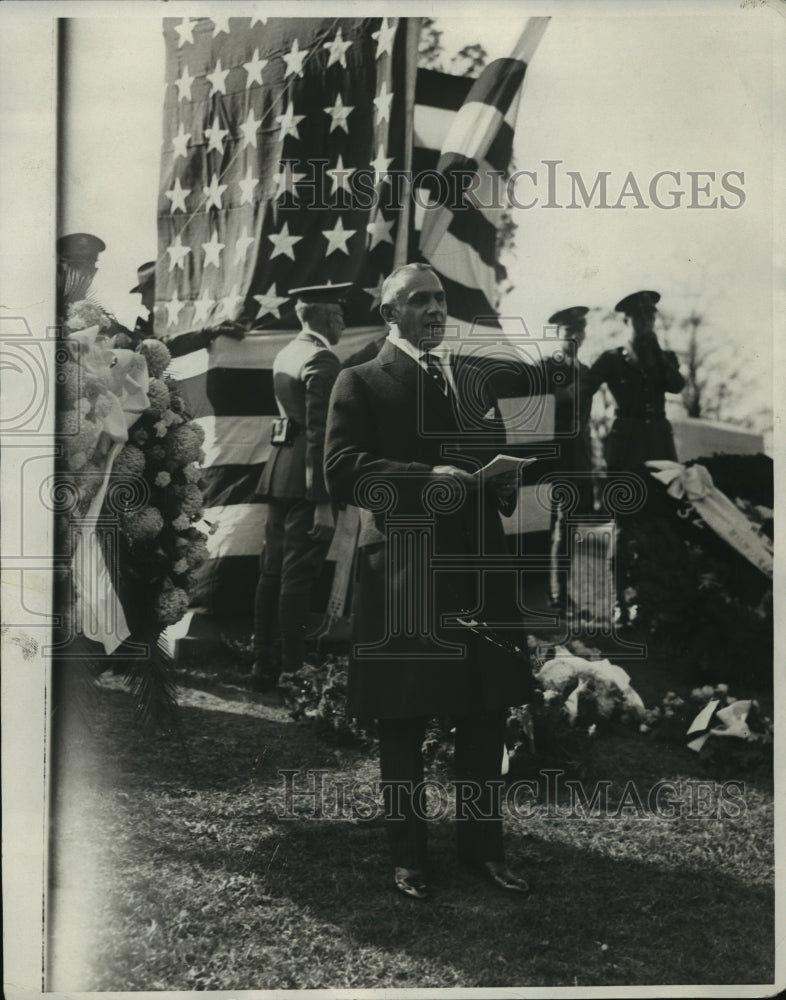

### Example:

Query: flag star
xmin=171 ymin=122 xmax=191 ymax=160
xmin=323 ymin=28 xmax=352 ymax=69
xmin=322 ymin=217 xmax=356 ymax=256
xmin=237 ymin=166 xmax=259 ymax=205
xmin=165 ymin=176 xmax=190 ymax=213
xmin=370 ymin=143 xmax=394 ymax=186
xmin=175 ymin=65 xmax=196 ymax=102
xmin=250 ymin=16 xmax=268 ymax=27
xmin=174 ymin=18 xmax=196 ymax=47
xmin=254 ymin=284 xmax=289 ymax=320
xmin=276 ymin=103 xmax=306 ymax=141
xmin=244 ymin=48 xmax=268 ymax=87
xmin=192 ymin=288 xmax=217 ymax=326
xmin=268 ymin=222 xmax=302 ymax=261
xmin=326 ymin=154 xmax=355 ymax=196
xmin=273 ymin=162 xmax=306 ymax=199
xmin=218 ymin=283 xmax=244 ymax=320
xmin=363 ymin=274 xmax=385 ymax=310
xmin=202 ymin=230 xmax=226 ymax=268
xmin=239 ymin=108 xmax=261 ymax=148
xmin=210 ymin=15 xmax=232 ymax=36
xmin=204 ymin=116 xmax=229 ymax=154
xmin=324 ymin=93 xmax=354 ymax=134
xmin=374 ymin=81 xmax=393 ymax=125
xmin=366 ymin=213 xmax=395 ymax=250
xmin=371 ymin=18 xmax=396 ymax=59
xmin=281 ymin=38 xmax=307 ymax=79
xmin=203 ymin=173 xmax=228 ymax=210
xmin=206 ymin=58 xmax=230 ymax=96
xmin=166 ymin=234 xmax=192 ymax=271
xmin=166 ymin=295 xmax=186 ymax=327
xmin=233 ymin=225 xmax=256 ymax=264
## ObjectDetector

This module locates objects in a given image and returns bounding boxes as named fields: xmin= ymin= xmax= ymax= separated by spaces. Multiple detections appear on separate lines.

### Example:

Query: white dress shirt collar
xmin=301 ymin=327 xmax=333 ymax=351
xmin=386 ymin=329 xmax=456 ymax=393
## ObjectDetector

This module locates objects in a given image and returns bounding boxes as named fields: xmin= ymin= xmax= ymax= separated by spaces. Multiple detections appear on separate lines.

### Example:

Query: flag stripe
xmin=414 ymin=103 xmax=461 ymax=152
xmin=418 ymin=17 xmax=549 ymax=322
xmin=446 ymin=206 xmax=499 ymax=271
xmin=427 ymin=271 xmax=499 ymax=325
xmin=412 ymin=164 xmax=507 ymax=230
xmin=423 ymin=229 xmax=496 ymax=297
xmin=202 ymin=503 xmax=267 ymax=558
xmin=415 ymin=67 xmax=472 ymax=110
xmin=176 ymin=369 xmax=277 ymax=418
xmin=438 ymin=103 xmax=507 ymax=174
xmin=462 ymin=58 xmax=527 ymax=114
xmin=195 ymin=414 xmax=275 ymax=467
xmin=190 ymin=556 xmax=260 ymax=616
xmin=207 ymin=368 xmax=278 ymax=416
xmin=200 ymin=465 xmax=264 ymax=507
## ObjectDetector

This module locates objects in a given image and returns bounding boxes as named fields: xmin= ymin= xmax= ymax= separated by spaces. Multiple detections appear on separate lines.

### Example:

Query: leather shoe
xmin=469 ymin=860 xmax=530 ymax=894
xmin=394 ymin=867 xmax=431 ymax=900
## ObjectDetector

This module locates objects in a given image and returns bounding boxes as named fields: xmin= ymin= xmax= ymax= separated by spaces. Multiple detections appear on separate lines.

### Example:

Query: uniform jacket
xmin=587 ymin=345 xmax=685 ymax=471
xmin=257 ymin=331 xmax=340 ymax=503
xmin=542 ymin=355 xmax=594 ymax=473
xmin=324 ymin=339 xmax=532 ymax=720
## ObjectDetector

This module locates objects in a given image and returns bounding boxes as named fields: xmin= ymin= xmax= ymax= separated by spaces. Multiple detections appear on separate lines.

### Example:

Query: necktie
xmin=421 ymin=352 xmax=448 ymax=396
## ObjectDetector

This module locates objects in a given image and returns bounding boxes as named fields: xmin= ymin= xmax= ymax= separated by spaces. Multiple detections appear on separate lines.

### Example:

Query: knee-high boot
xmin=252 ymin=576 xmax=281 ymax=689
xmin=278 ymin=592 xmax=313 ymax=675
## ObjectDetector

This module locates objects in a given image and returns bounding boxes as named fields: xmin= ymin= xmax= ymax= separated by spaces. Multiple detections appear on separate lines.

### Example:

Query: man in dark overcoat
xmin=324 ymin=263 xmax=532 ymax=900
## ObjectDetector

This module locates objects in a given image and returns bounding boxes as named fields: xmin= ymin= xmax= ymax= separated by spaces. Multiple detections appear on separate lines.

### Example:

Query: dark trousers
xmin=377 ymin=712 xmax=506 ymax=869
xmin=253 ymin=498 xmax=330 ymax=680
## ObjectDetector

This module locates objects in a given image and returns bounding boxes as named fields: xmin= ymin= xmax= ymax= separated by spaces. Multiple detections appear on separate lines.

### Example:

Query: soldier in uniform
xmin=588 ymin=290 xmax=685 ymax=471
xmin=588 ymin=290 xmax=686 ymax=625
xmin=543 ymin=305 xmax=596 ymax=608
xmin=251 ymin=283 xmax=351 ymax=691
xmin=130 ymin=261 xmax=156 ymax=338
xmin=56 ymin=232 xmax=106 ymax=320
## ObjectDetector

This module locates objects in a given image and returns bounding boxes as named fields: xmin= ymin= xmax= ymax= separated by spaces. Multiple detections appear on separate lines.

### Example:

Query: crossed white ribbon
xmin=646 ymin=460 xmax=772 ymax=578
xmin=68 ymin=326 xmax=151 ymax=652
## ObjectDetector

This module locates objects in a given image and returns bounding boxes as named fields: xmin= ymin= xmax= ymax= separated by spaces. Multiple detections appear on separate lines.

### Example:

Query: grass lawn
xmin=46 ymin=642 xmax=774 ymax=992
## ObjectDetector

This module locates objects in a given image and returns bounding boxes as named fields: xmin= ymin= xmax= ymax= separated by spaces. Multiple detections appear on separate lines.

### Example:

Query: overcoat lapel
xmin=378 ymin=340 xmax=458 ymax=432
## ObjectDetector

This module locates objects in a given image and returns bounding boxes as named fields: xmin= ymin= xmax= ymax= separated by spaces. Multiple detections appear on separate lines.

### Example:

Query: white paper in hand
xmin=474 ymin=454 xmax=537 ymax=480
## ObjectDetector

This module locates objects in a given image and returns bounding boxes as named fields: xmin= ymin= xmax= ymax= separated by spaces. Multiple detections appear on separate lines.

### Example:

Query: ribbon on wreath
xmin=646 ymin=460 xmax=773 ymax=578
xmin=68 ymin=326 xmax=151 ymax=652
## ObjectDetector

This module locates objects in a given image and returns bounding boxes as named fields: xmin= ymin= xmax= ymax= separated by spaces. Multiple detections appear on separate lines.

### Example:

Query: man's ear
xmin=380 ymin=301 xmax=396 ymax=325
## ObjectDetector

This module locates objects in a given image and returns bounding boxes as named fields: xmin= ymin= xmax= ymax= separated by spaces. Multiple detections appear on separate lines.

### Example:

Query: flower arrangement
xmin=640 ymin=683 xmax=772 ymax=742
xmin=57 ymin=310 xmax=208 ymax=648
xmin=616 ymin=452 xmax=773 ymax=689
xmin=108 ymin=359 xmax=208 ymax=635
xmin=66 ymin=298 xmax=124 ymax=337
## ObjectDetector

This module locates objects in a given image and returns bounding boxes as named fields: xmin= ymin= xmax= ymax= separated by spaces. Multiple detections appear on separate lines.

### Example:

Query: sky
xmin=57 ymin=5 xmax=781 ymax=430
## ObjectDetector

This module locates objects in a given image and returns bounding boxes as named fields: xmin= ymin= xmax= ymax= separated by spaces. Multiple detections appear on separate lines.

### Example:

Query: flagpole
xmin=392 ymin=17 xmax=421 ymax=269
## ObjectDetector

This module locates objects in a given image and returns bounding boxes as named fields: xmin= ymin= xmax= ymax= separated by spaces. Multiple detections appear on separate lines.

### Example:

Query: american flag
xmin=416 ymin=17 xmax=550 ymax=323
xmin=156 ymin=15 xmax=411 ymax=344
xmin=159 ymin=15 xmax=413 ymax=615
xmin=158 ymin=15 xmax=550 ymax=618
